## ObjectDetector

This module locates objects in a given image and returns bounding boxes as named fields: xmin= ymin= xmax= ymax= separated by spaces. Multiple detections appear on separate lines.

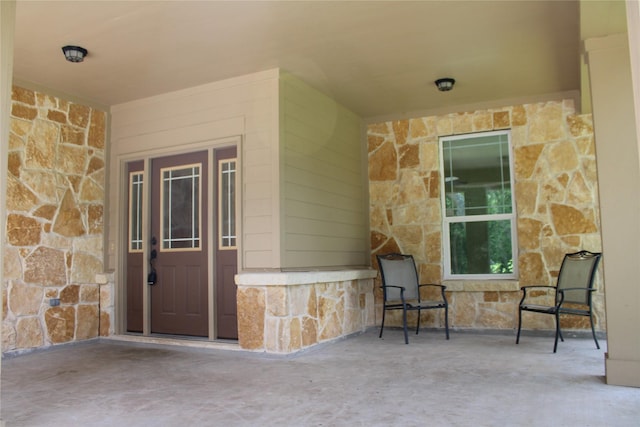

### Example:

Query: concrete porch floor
xmin=2 ymin=328 xmax=639 ymax=427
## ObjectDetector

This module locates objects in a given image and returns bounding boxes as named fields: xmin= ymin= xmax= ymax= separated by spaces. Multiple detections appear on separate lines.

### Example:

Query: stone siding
xmin=369 ymin=100 xmax=604 ymax=333
xmin=237 ymin=276 xmax=375 ymax=353
xmin=3 ymin=86 xmax=108 ymax=352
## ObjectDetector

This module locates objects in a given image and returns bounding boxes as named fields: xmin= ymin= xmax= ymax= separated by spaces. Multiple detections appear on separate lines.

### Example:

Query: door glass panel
xmin=161 ymin=164 xmax=201 ymax=251
xmin=129 ymin=171 xmax=143 ymax=252
xmin=219 ymin=159 xmax=236 ymax=249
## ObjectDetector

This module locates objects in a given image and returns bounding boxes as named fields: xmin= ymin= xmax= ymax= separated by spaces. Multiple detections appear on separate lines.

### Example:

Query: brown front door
xmin=214 ymin=147 xmax=238 ymax=339
xmin=150 ymin=151 xmax=208 ymax=337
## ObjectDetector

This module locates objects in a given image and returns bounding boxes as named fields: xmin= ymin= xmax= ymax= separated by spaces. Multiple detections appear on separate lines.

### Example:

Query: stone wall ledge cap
xmin=236 ymin=269 xmax=377 ymax=286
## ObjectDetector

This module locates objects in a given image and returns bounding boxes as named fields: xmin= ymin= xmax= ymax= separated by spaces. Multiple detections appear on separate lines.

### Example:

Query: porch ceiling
xmin=12 ymin=1 xmax=626 ymax=120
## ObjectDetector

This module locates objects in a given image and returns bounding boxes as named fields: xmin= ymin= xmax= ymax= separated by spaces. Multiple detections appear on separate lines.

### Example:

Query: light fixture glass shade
xmin=435 ymin=78 xmax=455 ymax=92
xmin=62 ymin=45 xmax=88 ymax=63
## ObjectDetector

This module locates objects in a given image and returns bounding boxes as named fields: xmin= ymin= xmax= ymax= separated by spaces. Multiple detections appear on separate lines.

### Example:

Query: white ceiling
xmin=10 ymin=1 xmax=625 ymax=120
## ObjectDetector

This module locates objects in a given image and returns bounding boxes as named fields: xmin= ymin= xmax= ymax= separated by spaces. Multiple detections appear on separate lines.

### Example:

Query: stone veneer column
xmin=3 ymin=86 xmax=107 ymax=353
xmin=368 ymin=100 xmax=603 ymax=333
xmin=236 ymin=270 xmax=376 ymax=353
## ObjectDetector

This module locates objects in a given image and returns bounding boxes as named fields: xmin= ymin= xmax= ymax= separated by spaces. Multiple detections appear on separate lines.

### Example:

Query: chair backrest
xmin=556 ymin=250 xmax=602 ymax=305
xmin=376 ymin=253 xmax=420 ymax=302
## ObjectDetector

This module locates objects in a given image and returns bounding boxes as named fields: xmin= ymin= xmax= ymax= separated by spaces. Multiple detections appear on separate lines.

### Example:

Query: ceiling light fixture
xmin=62 ymin=45 xmax=88 ymax=63
xmin=435 ymin=78 xmax=455 ymax=92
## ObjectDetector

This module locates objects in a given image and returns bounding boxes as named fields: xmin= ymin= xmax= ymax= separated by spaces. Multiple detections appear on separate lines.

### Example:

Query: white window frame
xmin=439 ymin=130 xmax=518 ymax=280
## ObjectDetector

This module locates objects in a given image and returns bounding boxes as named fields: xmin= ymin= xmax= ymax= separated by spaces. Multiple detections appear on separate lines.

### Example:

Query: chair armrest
xmin=518 ymin=285 xmax=555 ymax=306
xmin=418 ymin=283 xmax=446 ymax=290
xmin=558 ymin=287 xmax=596 ymax=293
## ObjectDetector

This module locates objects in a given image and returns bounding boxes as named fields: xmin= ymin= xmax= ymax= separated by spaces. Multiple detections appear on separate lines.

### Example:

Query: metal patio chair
xmin=516 ymin=250 xmax=602 ymax=353
xmin=376 ymin=253 xmax=449 ymax=344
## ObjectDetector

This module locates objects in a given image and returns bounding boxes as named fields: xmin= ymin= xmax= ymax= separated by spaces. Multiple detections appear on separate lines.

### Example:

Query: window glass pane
xmin=129 ymin=172 xmax=143 ymax=252
xmin=219 ymin=160 xmax=236 ymax=248
xmin=443 ymin=133 xmax=511 ymax=217
xmin=448 ymin=220 xmax=514 ymax=275
xmin=162 ymin=165 xmax=200 ymax=250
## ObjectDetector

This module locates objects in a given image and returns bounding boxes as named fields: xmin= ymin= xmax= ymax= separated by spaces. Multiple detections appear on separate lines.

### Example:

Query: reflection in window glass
xmin=161 ymin=165 xmax=201 ymax=250
xmin=440 ymin=131 xmax=516 ymax=279
xmin=219 ymin=159 xmax=236 ymax=249
xmin=129 ymin=172 xmax=143 ymax=252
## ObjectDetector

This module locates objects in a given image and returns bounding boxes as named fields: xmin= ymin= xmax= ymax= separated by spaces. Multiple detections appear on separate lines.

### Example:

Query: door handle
xmin=148 ymin=237 xmax=157 ymax=285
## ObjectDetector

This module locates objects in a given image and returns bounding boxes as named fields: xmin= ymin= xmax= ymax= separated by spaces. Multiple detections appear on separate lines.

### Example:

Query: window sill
xmin=443 ymin=280 xmax=520 ymax=292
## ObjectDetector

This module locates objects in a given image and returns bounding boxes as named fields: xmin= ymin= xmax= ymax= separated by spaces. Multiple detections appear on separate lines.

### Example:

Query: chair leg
xmin=402 ymin=305 xmax=409 ymax=344
xmin=415 ymin=308 xmax=421 ymax=335
xmin=516 ymin=308 xmax=522 ymax=344
xmin=554 ymin=312 xmax=560 ymax=353
xmin=589 ymin=313 xmax=600 ymax=350
xmin=379 ymin=307 xmax=386 ymax=339
xmin=444 ymin=306 xmax=450 ymax=340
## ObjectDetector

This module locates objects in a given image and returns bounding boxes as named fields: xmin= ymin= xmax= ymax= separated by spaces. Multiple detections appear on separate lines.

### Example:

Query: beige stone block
xmin=399 ymin=143 xmax=419 ymax=169
xmin=88 ymin=110 xmax=106 ymax=149
xmin=57 ymin=144 xmax=87 ymax=175
xmin=99 ymin=285 xmax=112 ymax=308
xmin=529 ymin=102 xmax=564 ymax=142
xmin=21 ymin=170 xmax=58 ymax=204
xmin=550 ymin=204 xmax=597 ymax=235
xmin=368 ymin=140 xmax=398 ymax=181
xmin=307 ymin=286 xmax=318 ymax=317
xmin=473 ymin=111 xmax=493 ymax=131
xmin=100 ymin=310 xmax=111 ymax=336
xmin=12 ymin=86 xmax=36 ymax=105
xmin=368 ymin=122 xmax=390 ymax=135
xmin=61 ymin=125 xmax=85 ymax=145
xmin=80 ymin=177 xmax=104 ymax=203
xmin=266 ymin=286 xmax=288 ymax=316
xmin=371 ymin=230 xmax=390 ymax=252
xmin=3 ymin=321 xmax=17 ymax=351
xmin=6 ymin=175 xmax=38 ymax=211
xmin=47 ymin=109 xmax=67 ymax=124
xmin=452 ymin=112 xmax=473 ymax=134
xmin=24 ymin=246 xmax=67 ymax=286
xmin=518 ymin=218 xmax=542 ymax=250
xmin=35 ymin=92 xmax=58 ymax=108
xmin=318 ymin=312 xmax=342 ymax=341
xmin=45 ymin=306 xmax=76 ymax=343
xmin=396 ymin=172 xmax=427 ymax=205
xmin=87 ymin=156 xmax=105 ymax=175
xmin=15 ymin=317 xmax=44 ymax=349
xmin=11 ymin=117 xmax=33 ymax=137
xmin=76 ymin=304 xmax=99 ymax=340
xmin=493 ymin=111 xmax=510 ymax=129
xmin=518 ymin=252 xmax=547 ymax=286
xmin=512 ymin=105 xmax=527 ymax=126
xmin=53 ymin=190 xmax=86 ymax=237
xmin=581 ymin=157 xmax=598 ymax=184
xmin=71 ymin=253 xmax=103 ymax=284
xmin=419 ymin=263 xmax=441 ymax=284
xmin=576 ymin=135 xmax=595 ymax=156
xmin=369 ymin=181 xmax=396 ymax=206
xmin=80 ymin=284 xmax=99 ymax=303
xmin=33 ymin=204 xmax=57 ymax=221
xmin=547 ymin=141 xmax=578 ymax=173
xmin=567 ymin=172 xmax=593 ymax=205
xmin=476 ymin=303 xmax=515 ymax=328
xmin=3 ymin=247 xmax=22 ymax=281
xmin=450 ymin=292 xmax=477 ymax=327
xmin=237 ymin=287 xmax=265 ymax=350
xmin=87 ymin=205 xmax=104 ymax=234
xmin=60 ymin=284 xmax=80 ymax=304
xmin=6 ymin=214 xmax=42 ymax=247
xmin=370 ymin=205 xmax=389 ymax=232
xmin=290 ymin=317 xmax=302 ymax=351
xmin=367 ymin=134 xmax=385 ymax=153
xmin=25 ymin=120 xmax=58 ymax=169
xmin=392 ymin=120 xmax=409 ymax=145
xmin=69 ymin=103 xmax=91 ymax=128
xmin=409 ymin=118 xmax=429 ymax=139
xmin=301 ymin=316 xmax=318 ymax=347
xmin=9 ymin=284 xmax=44 ymax=316
xmin=12 ymin=104 xmax=37 ymax=120
xmin=419 ymin=141 xmax=439 ymax=171
xmin=514 ymin=144 xmax=543 ymax=179
xmin=436 ymin=116 xmax=453 ymax=136
xmin=424 ymin=232 xmax=441 ymax=263
xmin=8 ymin=151 xmax=21 ymax=177
xmin=566 ymin=114 xmax=593 ymax=137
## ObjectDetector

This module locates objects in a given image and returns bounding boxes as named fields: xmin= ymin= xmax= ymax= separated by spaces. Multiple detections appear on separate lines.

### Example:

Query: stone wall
xmin=236 ymin=272 xmax=376 ymax=353
xmin=2 ymin=86 xmax=108 ymax=352
xmin=368 ymin=100 xmax=604 ymax=333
